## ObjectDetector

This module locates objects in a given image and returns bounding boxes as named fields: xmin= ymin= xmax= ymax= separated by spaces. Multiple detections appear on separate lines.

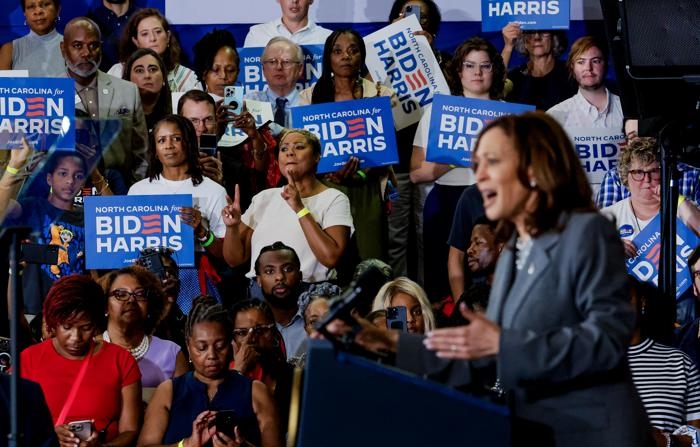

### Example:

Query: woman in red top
xmin=20 ymin=274 xmax=142 ymax=447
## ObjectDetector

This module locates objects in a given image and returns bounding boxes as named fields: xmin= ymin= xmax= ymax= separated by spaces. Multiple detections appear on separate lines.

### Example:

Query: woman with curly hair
xmin=108 ymin=8 xmax=200 ymax=92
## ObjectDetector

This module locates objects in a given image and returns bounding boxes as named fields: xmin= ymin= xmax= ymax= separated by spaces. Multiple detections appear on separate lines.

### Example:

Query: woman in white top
xmin=108 ymin=8 xmax=200 ymax=93
xmin=602 ymin=136 xmax=700 ymax=258
xmin=410 ymin=36 xmax=507 ymax=302
xmin=222 ymin=129 xmax=353 ymax=284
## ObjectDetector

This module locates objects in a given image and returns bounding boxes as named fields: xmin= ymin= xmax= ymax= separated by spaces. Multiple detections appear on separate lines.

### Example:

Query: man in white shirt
xmin=547 ymin=35 xmax=623 ymax=129
xmin=245 ymin=37 xmax=304 ymax=131
xmin=244 ymin=0 xmax=332 ymax=47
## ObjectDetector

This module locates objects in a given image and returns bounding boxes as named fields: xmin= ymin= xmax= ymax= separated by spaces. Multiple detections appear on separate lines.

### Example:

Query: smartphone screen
xmin=224 ymin=85 xmax=244 ymax=115
xmin=386 ymin=306 xmax=408 ymax=332
xmin=199 ymin=133 xmax=218 ymax=156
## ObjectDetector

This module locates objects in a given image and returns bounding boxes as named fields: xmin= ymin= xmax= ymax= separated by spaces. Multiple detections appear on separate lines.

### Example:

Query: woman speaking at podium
xmin=326 ymin=112 xmax=655 ymax=446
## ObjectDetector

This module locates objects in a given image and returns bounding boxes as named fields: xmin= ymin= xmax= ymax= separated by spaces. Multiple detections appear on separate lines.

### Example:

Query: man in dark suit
xmin=61 ymin=17 xmax=148 ymax=192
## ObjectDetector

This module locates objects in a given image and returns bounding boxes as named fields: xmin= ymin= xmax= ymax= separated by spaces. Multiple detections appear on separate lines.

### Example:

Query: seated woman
xmin=101 ymin=266 xmax=189 ymax=395
xmin=370 ymin=277 xmax=436 ymax=334
xmin=290 ymin=282 xmax=341 ymax=367
xmin=222 ymin=129 xmax=353 ymax=285
xmin=20 ymin=274 xmax=142 ymax=446
xmin=128 ymin=115 xmax=229 ymax=314
xmin=122 ymin=48 xmax=172 ymax=132
xmin=627 ymin=277 xmax=700 ymax=447
xmin=109 ymin=8 xmax=200 ymax=92
xmin=137 ymin=297 xmax=282 ymax=447
xmin=230 ymin=299 xmax=295 ymax=434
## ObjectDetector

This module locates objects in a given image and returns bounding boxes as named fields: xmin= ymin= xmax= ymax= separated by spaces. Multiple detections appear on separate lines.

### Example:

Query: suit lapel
xmin=487 ymin=233 xmax=516 ymax=324
xmin=500 ymin=231 xmax=560 ymax=326
xmin=97 ymin=71 xmax=114 ymax=118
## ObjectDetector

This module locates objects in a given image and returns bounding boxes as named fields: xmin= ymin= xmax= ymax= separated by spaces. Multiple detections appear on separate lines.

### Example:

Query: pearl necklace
xmin=515 ymin=236 xmax=533 ymax=271
xmin=103 ymin=331 xmax=150 ymax=361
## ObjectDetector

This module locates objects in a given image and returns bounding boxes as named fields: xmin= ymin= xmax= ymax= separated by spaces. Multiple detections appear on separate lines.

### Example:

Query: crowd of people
xmin=2 ymin=0 xmax=700 ymax=446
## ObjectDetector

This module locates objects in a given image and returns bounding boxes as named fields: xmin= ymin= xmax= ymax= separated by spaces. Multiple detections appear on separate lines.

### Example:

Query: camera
xmin=224 ymin=85 xmax=244 ymax=116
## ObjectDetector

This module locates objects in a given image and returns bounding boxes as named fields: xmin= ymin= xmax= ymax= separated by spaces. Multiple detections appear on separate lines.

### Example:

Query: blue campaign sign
xmin=626 ymin=215 xmax=699 ymax=299
xmin=0 ymin=77 xmax=75 ymax=151
xmin=481 ymin=0 xmax=570 ymax=32
xmin=239 ymin=45 xmax=324 ymax=94
xmin=567 ymin=128 xmax=624 ymax=187
xmin=83 ymin=195 xmax=195 ymax=269
xmin=425 ymin=95 xmax=534 ymax=167
xmin=291 ymin=96 xmax=399 ymax=174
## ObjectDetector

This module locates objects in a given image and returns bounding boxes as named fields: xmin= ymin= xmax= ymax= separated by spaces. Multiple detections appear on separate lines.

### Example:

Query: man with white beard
xmin=61 ymin=17 xmax=148 ymax=191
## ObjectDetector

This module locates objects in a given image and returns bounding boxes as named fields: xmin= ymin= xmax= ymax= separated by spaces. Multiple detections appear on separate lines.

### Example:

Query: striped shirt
xmin=628 ymin=338 xmax=700 ymax=432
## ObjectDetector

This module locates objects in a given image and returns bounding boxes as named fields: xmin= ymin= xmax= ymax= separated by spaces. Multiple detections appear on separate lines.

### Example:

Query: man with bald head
xmin=61 ymin=17 xmax=147 ymax=191
xmin=246 ymin=36 xmax=304 ymax=132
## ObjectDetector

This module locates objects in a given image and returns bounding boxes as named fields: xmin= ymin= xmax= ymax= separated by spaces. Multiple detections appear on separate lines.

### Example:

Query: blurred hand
xmin=622 ymin=239 xmax=638 ymax=259
xmin=324 ymin=156 xmax=359 ymax=184
xmin=502 ymin=22 xmax=521 ymax=49
xmin=424 ymin=303 xmax=500 ymax=360
xmin=199 ymin=152 xmax=223 ymax=184
xmin=280 ymin=167 xmax=304 ymax=212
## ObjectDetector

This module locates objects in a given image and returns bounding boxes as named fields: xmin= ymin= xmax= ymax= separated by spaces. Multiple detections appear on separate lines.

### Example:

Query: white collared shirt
xmin=244 ymin=17 xmax=332 ymax=47
xmin=547 ymin=88 xmax=623 ymax=129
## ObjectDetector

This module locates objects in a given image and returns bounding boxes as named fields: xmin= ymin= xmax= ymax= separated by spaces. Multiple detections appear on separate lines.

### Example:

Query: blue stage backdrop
xmin=0 ymin=0 xmax=609 ymax=81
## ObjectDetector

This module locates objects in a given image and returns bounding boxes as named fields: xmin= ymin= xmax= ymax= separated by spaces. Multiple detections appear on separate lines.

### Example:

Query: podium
xmin=290 ymin=340 xmax=511 ymax=447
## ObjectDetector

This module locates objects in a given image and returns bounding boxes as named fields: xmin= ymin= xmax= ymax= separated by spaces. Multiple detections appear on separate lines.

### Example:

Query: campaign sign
xmin=218 ymin=99 xmax=273 ymax=147
xmin=568 ymin=127 xmax=624 ymax=187
xmin=364 ymin=15 xmax=450 ymax=130
xmin=84 ymin=195 xmax=195 ymax=269
xmin=291 ymin=96 xmax=399 ymax=174
xmin=238 ymin=45 xmax=323 ymax=93
xmin=626 ymin=215 xmax=699 ymax=299
xmin=0 ymin=77 xmax=75 ymax=151
xmin=481 ymin=0 xmax=570 ymax=32
xmin=425 ymin=95 xmax=534 ymax=166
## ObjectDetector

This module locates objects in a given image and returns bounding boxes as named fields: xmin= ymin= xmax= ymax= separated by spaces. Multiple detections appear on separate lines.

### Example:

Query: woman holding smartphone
xmin=137 ymin=297 xmax=282 ymax=447
xmin=20 ymin=275 xmax=142 ymax=446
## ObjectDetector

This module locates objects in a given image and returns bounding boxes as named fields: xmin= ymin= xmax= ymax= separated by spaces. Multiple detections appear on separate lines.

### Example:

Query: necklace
xmin=515 ymin=236 xmax=533 ymax=271
xmin=103 ymin=331 xmax=150 ymax=361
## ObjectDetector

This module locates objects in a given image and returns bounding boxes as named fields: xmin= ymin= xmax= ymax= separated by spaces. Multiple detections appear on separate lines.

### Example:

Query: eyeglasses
xmin=188 ymin=117 xmax=215 ymax=127
xmin=628 ymin=168 xmax=661 ymax=182
xmin=461 ymin=61 xmax=494 ymax=73
xmin=523 ymin=31 xmax=552 ymax=39
xmin=109 ymin=289 xmax=149 ymax=302
xmin=262 ymin=59 xmax=300 ymax=69
xmin=232 ymin=323 xmax=275 ymax=339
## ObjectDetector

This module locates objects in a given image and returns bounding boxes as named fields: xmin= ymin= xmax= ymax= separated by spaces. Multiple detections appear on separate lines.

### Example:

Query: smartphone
xmin=21 ymin=243 xmax=59 ymax=265
xmin=138 ymin=251 xmax=165 ymax=281
xmin=404 ymin=4 xmax=421 ymax=21
xmin=199 ymin=133 xmax=218 ymax=156
xmin=224 ymin=85 xmax=244 ymax=116
xmin=68 ymin=420 xmax=94 ymax=441
xmin=386 ymin=306 xmax=408 ymax=332
xmin=211 ymin=410 xmax=239 ymax=438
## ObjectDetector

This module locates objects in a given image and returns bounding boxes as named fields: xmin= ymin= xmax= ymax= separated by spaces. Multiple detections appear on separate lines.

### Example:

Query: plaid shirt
xmin=596 ymin=163 xmax=700 ymax=208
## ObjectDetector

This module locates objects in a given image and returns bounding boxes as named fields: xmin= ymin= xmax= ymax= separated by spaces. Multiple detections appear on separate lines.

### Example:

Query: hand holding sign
xmin=221 ymin=185 xmax=241 ymax=228
xmin=502 ymin=22 xmax=522 ymax=50
xmin=8 ymin=137 xmax=35 ymax=172
xmin=281 ymin=167 xmax=304 ymax=212
xmin=324 ymin=156 xmax=359 ymax=185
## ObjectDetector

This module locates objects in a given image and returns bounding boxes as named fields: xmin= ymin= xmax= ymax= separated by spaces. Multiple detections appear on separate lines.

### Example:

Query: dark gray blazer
xmin=398 ymin=212 xmax=654 ymax=446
